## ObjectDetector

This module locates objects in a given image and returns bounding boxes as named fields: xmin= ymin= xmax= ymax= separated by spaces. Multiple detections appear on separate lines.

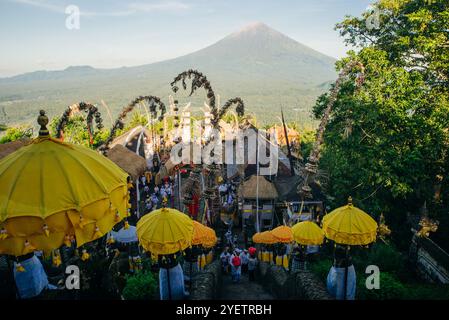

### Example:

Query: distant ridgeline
xmin=0 ymin=23 xmax=335 ymax=127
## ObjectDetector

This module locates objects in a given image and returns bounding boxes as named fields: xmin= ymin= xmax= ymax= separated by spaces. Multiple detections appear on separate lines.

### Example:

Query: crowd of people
xmin=220 ymin=246 xmax=258 ymax=283
xmin=129 ymin=172 xmax=176 ymax=221
xmin=218 ymin=180 xmax=238 ymax=213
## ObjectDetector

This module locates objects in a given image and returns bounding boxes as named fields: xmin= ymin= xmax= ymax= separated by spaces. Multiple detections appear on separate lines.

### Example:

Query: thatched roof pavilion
xmin=110 ymin=125 xmax=153 ymax=160
xmin=240 ymin=175 xmax=278 ymax=200
xmin=106 ymin=144 xmax=147 ymax=181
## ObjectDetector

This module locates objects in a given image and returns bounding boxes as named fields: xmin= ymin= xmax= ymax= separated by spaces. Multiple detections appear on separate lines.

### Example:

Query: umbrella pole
xmin=303 ymin=245 xmax=307 ymax=271
xmin=343 ymin=246 xmax=349 ymax=301
xmin=189 ymin=259 xmax=193 ymax=293
xmin=178 ymin=172 xmax=182 ymax=211
xmin=281 ymin=251 xmax=284 ymax=269
xmin=166 ymin=267 xmax=172 ymax=300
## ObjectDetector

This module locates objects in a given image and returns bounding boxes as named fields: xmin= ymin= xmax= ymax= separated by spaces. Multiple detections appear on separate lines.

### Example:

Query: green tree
xmin=0 ymin=126 xmax=33 ymax=143
xmin=122 ymin=270 xmax=157 ymax=300
xmin=299 ymin=127 xmax=316 ymax=160
xmin=337 ymin=0 xmax=448 ymax=93
xmin=315 ymin=0 xmax=449 ymax=250
xmin=49 ymin=116 xmax=109 ymax=149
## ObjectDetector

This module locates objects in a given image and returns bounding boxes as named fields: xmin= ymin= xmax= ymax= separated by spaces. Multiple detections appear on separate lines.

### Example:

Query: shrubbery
xmin=403 ymin=283 xmax=449 ymax=300
xmin=309 ymin=242 xmax=448 ymax=300
xmin=122 ymin=270 xmax=157 ymax=300
xmin=357 ymin=272 xmax=407 ymax=300
xmin=0 ymin=126 xmax=32 ymax=143
xmin=309 ymin=258 xmax=332 ymax=280
xmin=352 ymin=242 xmax=409 ymax=281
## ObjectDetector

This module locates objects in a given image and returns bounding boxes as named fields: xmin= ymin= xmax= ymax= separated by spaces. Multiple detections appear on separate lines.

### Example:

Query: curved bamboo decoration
xmin=171 ymin=69 xmax=218 ymax=122
xmin=171 ymin=70 xmax=246 ymax=129
xmin=216 ymin=97 xmax=245 ymax=127
xmin=99 ymin=95 xmax=166 ymax=153
xmin=55 ymin=102 xmax=103 ymax=145
xmin=171 ymin=70 xmax=240 ymax=218
xmin=299 ymin=60 xmax=365 ymax=198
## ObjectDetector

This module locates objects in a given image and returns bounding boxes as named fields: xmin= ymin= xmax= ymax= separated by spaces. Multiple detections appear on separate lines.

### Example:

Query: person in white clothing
xmin=220 ymin=247 xmax=231 ymax=274
xmin=140 ymin=175 xmax=146 ymax=187
xmin=240 ymin=249 xmax=249 ymax=274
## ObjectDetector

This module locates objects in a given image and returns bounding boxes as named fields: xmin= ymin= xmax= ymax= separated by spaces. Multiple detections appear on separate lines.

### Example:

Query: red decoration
xmin=188 ymin=194 xmax=200 ymax=219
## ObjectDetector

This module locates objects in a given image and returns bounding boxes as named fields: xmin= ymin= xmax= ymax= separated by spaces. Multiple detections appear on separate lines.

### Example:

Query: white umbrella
xmin=110 ymin=226 xmax=138 ymax=244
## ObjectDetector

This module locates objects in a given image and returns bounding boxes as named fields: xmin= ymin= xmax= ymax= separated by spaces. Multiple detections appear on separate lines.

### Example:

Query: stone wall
xmin=410 ymin=235 xmax=449 ymax=284
xmin=289 ymin=270 xmax=333 ymax=300
xmin=189 ymin=260 xmax=222 ymax=300
xmin=257 ymin=262 xmax=332 ymax=300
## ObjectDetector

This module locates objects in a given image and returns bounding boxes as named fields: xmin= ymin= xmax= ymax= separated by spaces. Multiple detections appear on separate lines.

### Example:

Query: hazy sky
xmin=0 ymin=0 xmax=374 ymax=77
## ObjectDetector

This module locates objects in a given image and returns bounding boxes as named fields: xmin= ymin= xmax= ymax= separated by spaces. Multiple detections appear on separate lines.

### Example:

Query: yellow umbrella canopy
xmin=292 ymin=221 xmax=324 ymax=246
xmin=322 ymin=197 xmax=378 ymax=246
xmin=252 ymin=232 xmax=262 ymax=244
xmin=192 ymin=221 xmax=217 ymax=248
xmin=253 ymin=231 xmax=279 ymax=244
xmin=136 ymin=207 xmax=193 ymax=256
xmin=270 ymin=225 xmax=293 ymax=243
xmin=0 ymin=112 xmax=129 ymax=256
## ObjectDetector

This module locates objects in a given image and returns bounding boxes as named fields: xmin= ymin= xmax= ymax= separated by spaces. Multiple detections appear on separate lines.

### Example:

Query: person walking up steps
xmin=231 ymin=251 xmax=242 ymax=283
xmin=241 ymin=249 xmax=249 ymax=274
xmin=220 ymin=247 xmax=231 ymax=274
xmin=248 ymin=249 xmax=258 ymax=282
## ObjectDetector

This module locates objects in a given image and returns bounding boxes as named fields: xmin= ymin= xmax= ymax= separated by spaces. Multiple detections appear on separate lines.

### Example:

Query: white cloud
xmin=128 ymin=1 xmax=190 ymax=13
xmin=8 ymin=0 xmax=190 ymax=17
xmin=10 ymin=0 xmax=65 ymax=13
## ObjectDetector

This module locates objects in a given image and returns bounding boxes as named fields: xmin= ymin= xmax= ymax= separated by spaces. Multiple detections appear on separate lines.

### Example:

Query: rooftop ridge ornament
xmin=377 ymin=213 xmax=391 ymax=242
xmin=37 ymin=110 xmax=49 ymax=137
xmin=417 ymin=217 xmax=439 ymax=238
xmin=347 ymin=196 xmax=353 ymax=206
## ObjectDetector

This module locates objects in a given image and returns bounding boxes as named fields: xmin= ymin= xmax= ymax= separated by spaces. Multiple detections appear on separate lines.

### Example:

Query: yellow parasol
xmin=291 ymin=221 xmax=324 ymax=246
xmin=322 ymin=196 xmax=378 ymax=300
xmin=253 ymin=232 xmax=262 ymax=243
xmin=270 ymin=225 xmax=293 ymax=243
xmin=256 ymin=231 xmax=278 ymax=245
xmin=252 ymin=232 xmax=262 ymax=244
xmin=0 ymin=111 xmax=129 ymax=256
xmin=136 ymin=207 xmax=193 ymax=256
xmin=322 ymin=197 xmax=378 ymax=246
xmin=192 ymin=221 xmax=217 ymax=248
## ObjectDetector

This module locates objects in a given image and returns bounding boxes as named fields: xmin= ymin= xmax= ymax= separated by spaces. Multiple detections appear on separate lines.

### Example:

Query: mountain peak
xmin=239 ymin=22 xmax=270 ymax=32
xmin=64 ymin=65 xmax=95 ymax=71
xmin=231 ymin=22 xmax=278 ymax=37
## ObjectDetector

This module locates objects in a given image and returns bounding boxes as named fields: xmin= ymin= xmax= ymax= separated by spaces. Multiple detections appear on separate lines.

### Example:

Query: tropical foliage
xmin=310 ymin=242 xmax=449 ymax=300
xmin=314 ymin=0 xmax=449 ymax=250
xmin=0 ymin=125 xmax=32 ymax=143
xmin=49 ymin=116 xmax=109 ymax=149
xmin=122 ymin=270 xmax=158 ymax=300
